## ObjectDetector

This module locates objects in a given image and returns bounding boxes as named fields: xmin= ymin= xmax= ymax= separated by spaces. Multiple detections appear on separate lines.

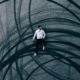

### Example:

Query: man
xmin=32 ymin=25 xmax=46 ymax=56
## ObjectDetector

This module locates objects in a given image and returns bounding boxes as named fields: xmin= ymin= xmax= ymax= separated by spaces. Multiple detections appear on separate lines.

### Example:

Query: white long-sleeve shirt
xmin=33 ymin=29 xmax=46 ymax=39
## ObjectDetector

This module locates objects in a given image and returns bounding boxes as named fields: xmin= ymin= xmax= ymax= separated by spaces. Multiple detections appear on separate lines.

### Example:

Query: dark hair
xmin=38 ymin=25 xmax=41 ymax=28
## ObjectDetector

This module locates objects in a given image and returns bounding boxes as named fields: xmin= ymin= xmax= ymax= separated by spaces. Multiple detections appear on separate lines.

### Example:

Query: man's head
xmin=38 ymin=25 xmax=42 ymax=30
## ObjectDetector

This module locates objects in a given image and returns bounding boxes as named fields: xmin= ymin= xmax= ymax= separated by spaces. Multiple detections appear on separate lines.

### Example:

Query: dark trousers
xmin=35 ymin=39 xmax=46 ymax=53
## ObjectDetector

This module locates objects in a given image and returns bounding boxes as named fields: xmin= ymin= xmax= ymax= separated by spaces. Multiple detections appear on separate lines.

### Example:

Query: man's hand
xmin=32 ymin=38 xmax=34 ymax=42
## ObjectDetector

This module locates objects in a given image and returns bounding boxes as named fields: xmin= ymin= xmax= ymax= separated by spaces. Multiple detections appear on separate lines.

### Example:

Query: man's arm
xmin=32 ymin=31 xmax=37 ymax=41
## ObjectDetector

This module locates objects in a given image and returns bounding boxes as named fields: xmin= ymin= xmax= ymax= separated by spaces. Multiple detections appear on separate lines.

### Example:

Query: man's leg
xmin=34 ymin=39 xmax=39 ymax=56
xmin=42 ymin=39 xmax=46 ymax=50
xmin=43 ymin=39 xmax=46 ymax=46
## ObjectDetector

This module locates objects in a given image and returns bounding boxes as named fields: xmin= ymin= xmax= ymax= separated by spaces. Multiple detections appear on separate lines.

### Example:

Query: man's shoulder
xmin=35 ymin=29 xmax=39 ymax=33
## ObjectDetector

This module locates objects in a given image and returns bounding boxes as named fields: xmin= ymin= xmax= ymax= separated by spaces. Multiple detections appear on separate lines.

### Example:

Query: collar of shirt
xmin=38 ymin=29 xmax=42 ymax=32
